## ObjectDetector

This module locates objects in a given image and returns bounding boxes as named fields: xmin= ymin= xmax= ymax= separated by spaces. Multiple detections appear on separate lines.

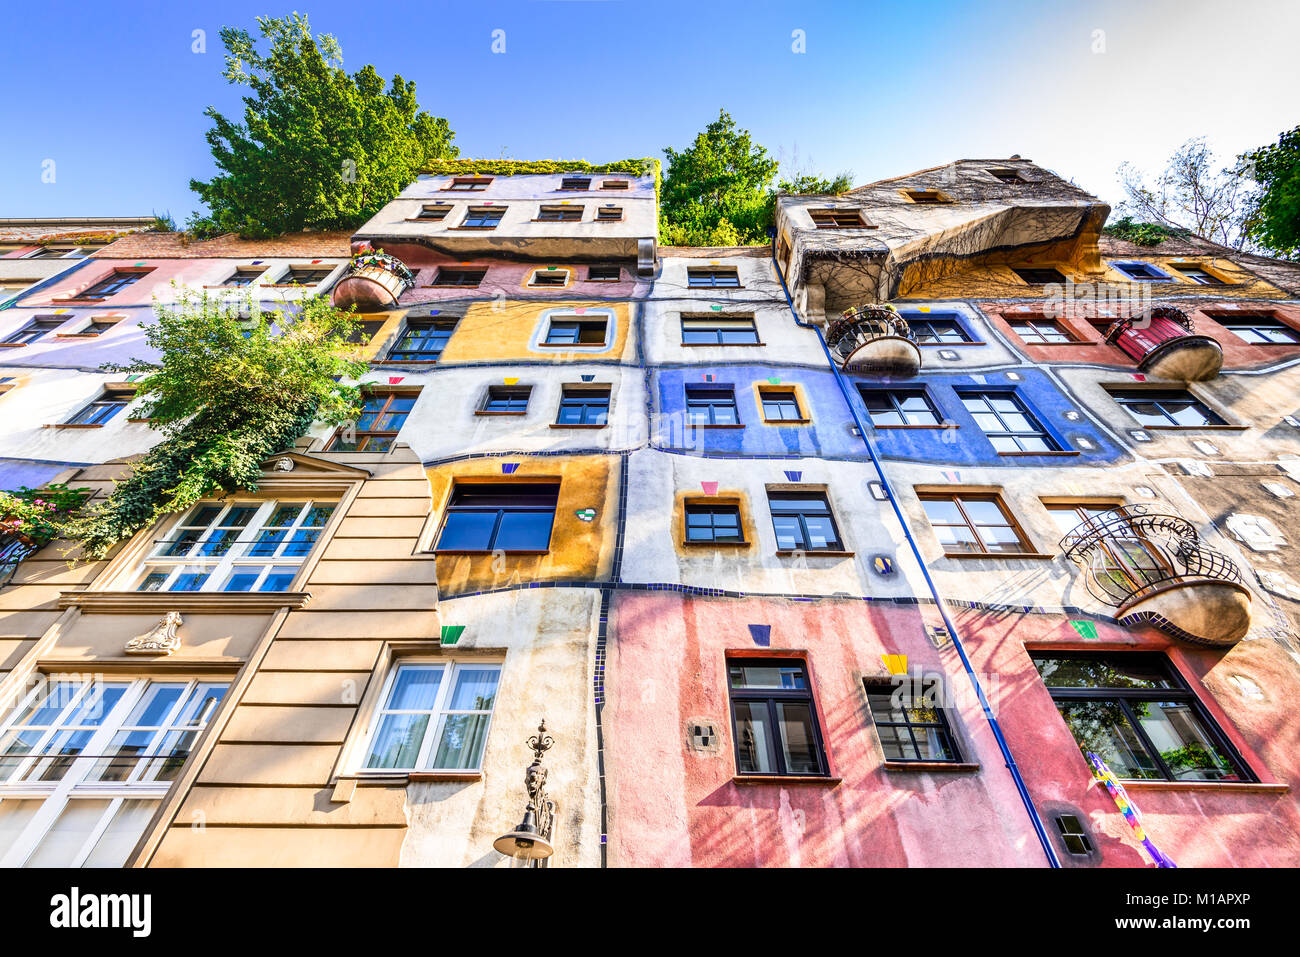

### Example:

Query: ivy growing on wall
xmin=420 ymin=158 xmax=662 ymax=197
xmin=62 ymin=289 xmax=367 ymax=559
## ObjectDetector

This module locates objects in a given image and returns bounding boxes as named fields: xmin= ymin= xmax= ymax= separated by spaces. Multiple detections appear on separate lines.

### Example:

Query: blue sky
xmin=2 ymin=0 xmax=1296 ymax=223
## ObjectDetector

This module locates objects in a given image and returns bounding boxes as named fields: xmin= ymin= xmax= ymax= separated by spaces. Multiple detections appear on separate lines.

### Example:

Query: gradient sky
xmin=2 ymin=0 xmax=1296 ymax=223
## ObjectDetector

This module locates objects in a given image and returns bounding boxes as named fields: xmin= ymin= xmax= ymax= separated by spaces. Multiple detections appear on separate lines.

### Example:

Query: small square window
xmin=559 ymin=177 xmax=591 ymax=191
xmin=767 ymin=491 xmax=844 ymax=551
xmin=759 ymin=387 xmax=804 ymax=422
xmin=958 ymin=390 xmax=1060 ymax=453
xmin=865 ymin=677 xmax=962 ymax=762
xmin=685 ymin=385 xmax=740 ymax=426
xmin=859 ymin=388 xmax=941 ymax=427
xmin=460 ymin=208 xmax=504 ymax=229
xmin=327 ymin=391 xmax=418 ymax=451
xmin=388 ymin=319 xmax=456 ymax=360
xmin=1012 ymin=267 xmax=1068 ymax=285
xmin=1055 ymin=815 xmax=1094 ymax=856
xmin=480 ymin=386 xmax=532 ymax=414
xmin=362 ymin=662 xmax=501 ymax=772
xmin=684 ymin=502 xmax=744 ymax=544
xmin=587 ymin=265 xmax=621 ymax=282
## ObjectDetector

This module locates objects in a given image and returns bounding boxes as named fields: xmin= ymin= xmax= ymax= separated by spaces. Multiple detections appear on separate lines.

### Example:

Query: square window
xmin=362 ymin=662 xmax=501 ymax=772
xmin=1112 ymin=261 xmax=1169 ymax=281
xmin=687 ymin=267 xmax=741 ymax=288
xmin=388 ymin=319 xmax=455 ymax=360
xmin=759 ymin=387 xmax=804 ymax=422
xmin=1172 ymin=263 xmax=1226 ymax=285
xmin=434 ymin=483 xmax=559 ymax=552
xmin=727 ymin=659 xmax=828 ymax=776
xmin=222 ymin=267 xmax=268 ymax=287
xmin=684 ymin=502 xmax=744 ymax=544
xmin=685 ymin=385 xmax=740 ymax=426
xmin=480 ymin=385 xmax=531 ymax=415
xmin=766 ymin=491 xmax=844 ymax=551
xmin=596 ymin=207 xmax=623 ymax=222
xmin=556 ymin=386 xmax=610 ymax=426
xmin=529 ymin=269 xmax=569 ymax=287
xmin=897 ymin=312 xmax=972 ymax=344
xmin=416 ymin=204 xmax=452 ymax=221
xmin=920 ymin=492 xmax=1032 ymax=555
xmin=859 ymin=388 xmax=941 ymax=427
xmin=327 ymin=391 xmax=417 ymax=450
xmin=1008 ymin=317 xmax=1076 ymax=343
xmin=865 ymin=677 xmax=961 ymax=762
xmin=1055 ymin=815 xmax=1094 ymax=856
xmin=544 ymin=316 xmax=607 ymax=345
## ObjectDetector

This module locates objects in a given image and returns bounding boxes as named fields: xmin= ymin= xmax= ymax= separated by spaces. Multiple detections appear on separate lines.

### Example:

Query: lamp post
xmin=492 ymin=719 xmax=555 ymax=863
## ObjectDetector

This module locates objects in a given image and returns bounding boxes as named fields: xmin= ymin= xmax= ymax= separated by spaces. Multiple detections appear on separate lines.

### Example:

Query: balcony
xmin=1 ymin=533 xmax=37 ymax=587
xmin=1099 ymin=306 xmax=1222 ymax=381
xmin=824 ymin=306 xmax=921 ymax=376
xmin=330 ymin=250 xmax=415 ymax=311
xmin=1060 ymin=505 xmax=1251 ymax=646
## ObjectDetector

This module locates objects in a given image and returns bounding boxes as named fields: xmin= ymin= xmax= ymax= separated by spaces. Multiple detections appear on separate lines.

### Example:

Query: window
xmin=431 ymin=268 xmax=486 ymax=287
xmin=346 ymin=319 xmax=386 ymax=345
xmin=480 ymin=385 xmax=532 ymax=414
xmin=528 ymin=269 xmax=569 ymax=287
xmin=25 ymin=247 xmax=82 ymax=259
xmin=919 ymin=492 xmax=1032 ymax=555
xmin=544 ymin=316 xmax=607 ymax=345
xmin=446 ymin=177 xmax=491 ymax=191
xmin=865 ymin=678 xmax=961 ymax=762
xmin=859 ymin=388 xmax=942 ymax=427
xmin=1009 ymin=317 xmax=1076 ymax=343
xmin=1112 ymin=261 xmax=1169 ymax=281
xmin=1214 ymin=315 xmax=1300 ymax=344
xmin=1043 ymin=501 xmax=1169 ymax=593
xmin=685 ymin=385 xmax=740 ymax=426
xmin=559 ymin=177 xmax=591 ymax=191
xmin=988 ymin=168 xmax=1027 ymax=184
xmin=556 ymin=386 xmax=609 ymax=426
xmin=684 ymin=502 xmax=744 ymax=544
xmin=587 ymin=265 xmax=620 ymax=282
xmin=460 ymin=208 xmax=505 ymax=229
xmin=3 ymin=318 xmax=62 ymax=345
xmin=1013 ymin=267 xmax=1068 ymax=285
xmin=328 ymin=392 xmax=417 ymax=450
xmin=687 ymin=267 xmax=741 ymax=288
xmin=388 ymin=320 xmax=455 ymax=360
xmin=727 ymin=659 xmax=827 ymax=776
xmin=362 ymin=662 xmax=500 ymax=772
xmin=69 ymin=270 xmax=148 ymax=301
xmin=1108 ymin=389 xmax=1225 ymax=428
xmin=759 ymin=387 xmax=804 ymax=422
xmin=600 ymin=179 xmax=629 ymax=190
xmin=222 ymin=267 xmax=267 ymax=287
xmin=65 ymin=392 xmax=128 ymax=426
xmin=595 ymin=206 xmax=623 ymax=222
xmin=0 ymin=677 xmax=228 ymax=867
xmin=81 ymin=318 xmax=119 ymax=336
xmin=767 ymin=491 xmax=844 ymax=552
xmin=416 ymin=204 xmax=452 ymax=221
xmin=0 ymin=280 xmax=40 ymax=301
xmin=536 ymin=206 xmax=583 ymax=222
xmin=1172 ymin=263 xmax=1225 ymax=285
xmin=434 ymin=483 xmax=559 ymax=552
xmin=1032 ymin=654 xmax=1252 ymax=782
xmin=809 ymin=208 xmax=869 ymax=228
xmin=905 ymin=189 xmax=952 ymax=204
xmin=898 ymin=313 xmax=972 ymax=344
xmin=283 ymin=266 xmax=334 ymax=285
xmin=136 ymin=499 xmax=335 ymax=592
xmin=1055 ymin=815 xmax=1094 ymax=856
xmin=680 ymin=315 xmax=760 ymax=345
xmin=958 ymin=391 xmax=1060 ymax=453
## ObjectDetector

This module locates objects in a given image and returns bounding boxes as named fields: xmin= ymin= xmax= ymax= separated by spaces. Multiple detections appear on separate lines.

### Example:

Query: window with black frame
xmin=727 ymin=659 xmax=827 ymax=776
xmin=865 ymin=678 xmax=961 ymax=763
xmin=1032 ymin=654 xmax=1253 ymax=782
xmin=434 ymin=483 xmax=559 ymax=552
xmin=684 ymin=502 xmax=744 ymax=544
xmin=897 ymin=313 xmax=972 ymax=344
xmin=767 ymin=490 xmax=844 ymax=552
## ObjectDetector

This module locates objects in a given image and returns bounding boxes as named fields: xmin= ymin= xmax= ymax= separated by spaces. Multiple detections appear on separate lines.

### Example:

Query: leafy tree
xmin=1114 ymin=137 xmax=1253 ymax=250
xmin=661 ymin=110 xmax=780 ymax=246
xmin=63 ymin=290 xmax=366 ymax=558
xmin=188 ymin=13 xmax=457 ymax=238
xmin=777 ymin=172 xmax=854 ymax=196
xmin=1241 ymin=125 xmax=1300 ymax=259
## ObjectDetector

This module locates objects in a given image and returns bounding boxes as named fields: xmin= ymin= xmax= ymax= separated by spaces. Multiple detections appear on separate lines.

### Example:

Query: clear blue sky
xmin=2 ymin=0 xmax=1296 ymax=222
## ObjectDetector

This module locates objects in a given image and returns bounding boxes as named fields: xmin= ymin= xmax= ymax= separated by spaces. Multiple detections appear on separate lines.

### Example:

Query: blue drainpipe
xmin=770 ymin=237 xmax=1061 ymax=868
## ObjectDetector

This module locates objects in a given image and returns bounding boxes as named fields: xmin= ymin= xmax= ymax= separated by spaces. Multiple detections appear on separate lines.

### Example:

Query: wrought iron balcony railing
xmin=824 ymin=305 xmax=921 ymax=374
xmin=1059 ymin=505 xmax=1243 ymax=608
xmin=1 ymin=534 xmax=37 ymax=587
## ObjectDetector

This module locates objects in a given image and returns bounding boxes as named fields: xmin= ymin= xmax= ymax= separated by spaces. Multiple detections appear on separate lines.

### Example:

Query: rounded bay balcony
xmin=824 ymin=305 xmax=922 ymax=376
xmin=331 ymin=250 xmax=415 ymax=311
xmin=1060 ymin=505 xmax=1251 ymax=647
xmin=1099 ymin=306 xmax=1222 ymax=381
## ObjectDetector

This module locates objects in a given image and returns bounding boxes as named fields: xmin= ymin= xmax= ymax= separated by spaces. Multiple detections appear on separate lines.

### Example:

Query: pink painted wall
xmin=604 ymin=592 xmax=1046 ymax=867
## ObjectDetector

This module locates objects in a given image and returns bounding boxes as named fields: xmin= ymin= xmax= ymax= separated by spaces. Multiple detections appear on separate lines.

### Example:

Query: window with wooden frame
xmin=904 ymin=189 xmax=952 ymax=205
xmin=0 ymin=676 xmax=229 ymax=867
xmin=414 ymin=204 xmax=453 ymax=221
xmin=687 ymin=267 xmax=741 ymax=289
xmin=282 ymin=266 xmax=335 ymax=285
xmin=766 ymin=490 xmax=844 ymax=552
xmin=1211 ymin=314 xmax=1300 ymax=344
xmin=68 ymin=269 xmax=151 ymax=301
xmin=3 ymin=317 xmax=63 ymax=345
xmin=479 ymin=385 xmax=532 ymax=415
xmin=586 ymin=265 xmax=621 ymax=282
xmin=919 ymin=491 xmax=1034 ymax=556
xmin=434 ymin=482 xmax=559 ymax=553
xmin=600 ymin=179 xmax=629 ymax=190
xmin=431 ymin=267 xmax=487 ymax=287
xmin=387 ymin=319 xmax=456 ymax=360
xmin=1170 ymin=262 xmax=1228 ymax=285
xmin=1107 ymin=389 xmax=1227 ymax=428
xmin=1007 ymin=316 xmax=1078 ymax=343
xmin=683 ymin=500 xmax=745 ymax=545
xmin=595 ymin=206 xmax=623 ymax=222
xmin=555 ymin=385 xmax=610 ymax=426
xmin=135 ymin=499 xmax=336 ymax=592
xmin=559 ymin=177 xmax=591 ymax=191
xmin=222 ymin=266 xmax=268 ymax=287
xmin=757 ymin=386 xmax=806 ymax=423
xmin=445 ymin=177 xmax=491 ymax=191
xmin=1012 ymin=267 xmax=1068 ymax=285
xmin=543 ymin=315 xmax=607 ymax=345
xmin=809 ymin=208 xmax=870 ymax=228
xmin=65 ymin=317 xmax=121 ymax=338
xmin=987 ymin=168 xmax=1028 ymax=184
xmin=459 ymin=208 xmax=505 ymax=229
xmin=327 ymin=391 xmax=417 ymax=450
xmin=528 ymin=268 xmax=569 ymax=288
xmin=1032 ymin=653 xmax=1254 ymax=782
xmin=727 ymin=658 xmax=828 ymax=777
xmin=536 ymin=206 xmax=583 ymax=222
xmin=864 ymin=676 xmax=963 ymax=763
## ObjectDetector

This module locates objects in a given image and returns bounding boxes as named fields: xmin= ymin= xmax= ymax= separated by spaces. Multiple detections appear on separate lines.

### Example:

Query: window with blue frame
xmin=1111 ymin=261 xmax=1171 ymax=281
xmin=957 ymin=390 xmax=1061 ymax=453
xmin=685 ymin=385 xmax=740 ymax=426
xmin=434 ymin=483 xmax=559 ymax=552
xmin=896 ymin=312 xmax=973 ymax=344
xmin=556 ymin=386 xmax=610 ymax=426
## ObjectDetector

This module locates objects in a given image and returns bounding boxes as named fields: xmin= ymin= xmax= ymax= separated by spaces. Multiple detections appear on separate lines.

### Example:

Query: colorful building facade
xmin=1 ymin=158 xmax=1299 ymax=867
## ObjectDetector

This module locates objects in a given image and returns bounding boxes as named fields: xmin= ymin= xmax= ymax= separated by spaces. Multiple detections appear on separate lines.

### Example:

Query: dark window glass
xmin=809 ymin=208 xmax=867 ymax=228
xmin=431 ymin=268 xmax=486 ymax=287
xmin=898 ymin=313 xmax=972 ymax=343
xmin=327 ymin=392 xmax=416 ymax=451
xmin=958 ymin=391 xmax=1060 ymax=453
xmin=536 ymin=206 xmax=583 ymax=222
xmin=530 ymin=270 xmax=568 ymax=286
xmin=223 ymin=267 xmax=267 ymax=287
xmin=760 ymin=389 xmax=803 ymax=422
xmin=389 ymin=320 xmax=455 ymax=360
xmin=1109 ymin=389 xmax=1225 ymax=427
xmin=70 ymin=270 xmax=148 ymax=300
xmin=687 ymin=268 xmax=741 ymax=288
xmin=481 ymin=386 xmax=531 ymax=414
xmin=447 ymin=177 xmax=491 ymax=191
xmin=559 ymin=177 xmax=591 ymax=190
xmin=556 ymin=387 xmax=609 ymax=426
xmin=1013 ymin=267 xmax=1068 ymax=285
xmin=907 ymin=190 xmax=950 ymax=204
xmin=727 ymin=660 xmax=827 ymax=776
xmin=1113 ymin=262 xmax=1167 ymax=281
xmin=1174 ymin=265 xmax=1224 ymax=285
xmin=1055 ymin=815 xmax=1094 ymax=856
xmin=680 ymin=316 xmax=759 ymax=345
xmin=461 ymin=208 xmax=504 ymax=228
xmin=417 ymin=205 xmax=451 ymax=220
xmin=435 ymin=484 xmax=559 ymax=552
xmin=859 ymin=388 xmax=941 ymax=427
xmin=865 ymin=679 xmax=961 ymax=762
xmin=767 ymin=491 xmax=843 ymax=551
xmin=544 ymin=318 xmax=607 ymax=345
xmin=595 ymin=207 xmax=623 ymax=221
xmin=988 ymin=168 xmax=1027 ymax=184
xmin=1033 ymin=654 xmax=1253 ymax=782
xmin=601 ymin=180 xmax=629 ymax=190
xmin=284 ymin=267 xmax=334 ymax=284
xmin=4 ymin=318 xmax=62 ymax=344
xmin=684 ymin=503 xmax=743 ymax=543
xmin=587 ymin=265 xmax=620 ymax=281
xmin=920 ymin=494 xmax=1031 ymax=555
xmin=685 ymin=385 xmax=739 ymax=426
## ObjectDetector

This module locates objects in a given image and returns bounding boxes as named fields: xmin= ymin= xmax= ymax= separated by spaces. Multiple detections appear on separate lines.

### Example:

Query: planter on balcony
xmin=331 ymin=251 xmax=415 ymax=311
xmin=824 ymin=306 xmax=922 ymax=376
xmin=1099 ymin=306 xmax=1222 ymax=381
xmin=1060 ymin=505 xmax=1251 ymax=646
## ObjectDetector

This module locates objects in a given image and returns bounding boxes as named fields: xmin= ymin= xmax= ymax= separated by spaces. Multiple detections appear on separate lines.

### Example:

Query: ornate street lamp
xmin=492 ymin=720 xmax=556 ymax=862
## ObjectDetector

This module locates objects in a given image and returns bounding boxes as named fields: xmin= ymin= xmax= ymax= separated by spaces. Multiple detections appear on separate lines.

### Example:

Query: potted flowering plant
xmin=331 ymin=244 xmax=415 ymax=310
xmin=0 ymin=484 xmax=89 ymax=547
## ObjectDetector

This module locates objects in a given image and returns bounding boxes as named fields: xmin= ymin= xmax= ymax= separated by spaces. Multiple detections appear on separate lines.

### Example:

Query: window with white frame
xmin=0 ymin=676 xmax=228 ymax=867
xmin=361 ymin=662 xmax=501 ymax=772
xmin=134 ymin=499 xmax=335 ymax=593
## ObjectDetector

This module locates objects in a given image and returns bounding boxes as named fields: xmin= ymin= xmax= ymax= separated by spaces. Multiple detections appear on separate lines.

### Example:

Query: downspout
xmin=770 ymin=238 xmax=1061 ymax=868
